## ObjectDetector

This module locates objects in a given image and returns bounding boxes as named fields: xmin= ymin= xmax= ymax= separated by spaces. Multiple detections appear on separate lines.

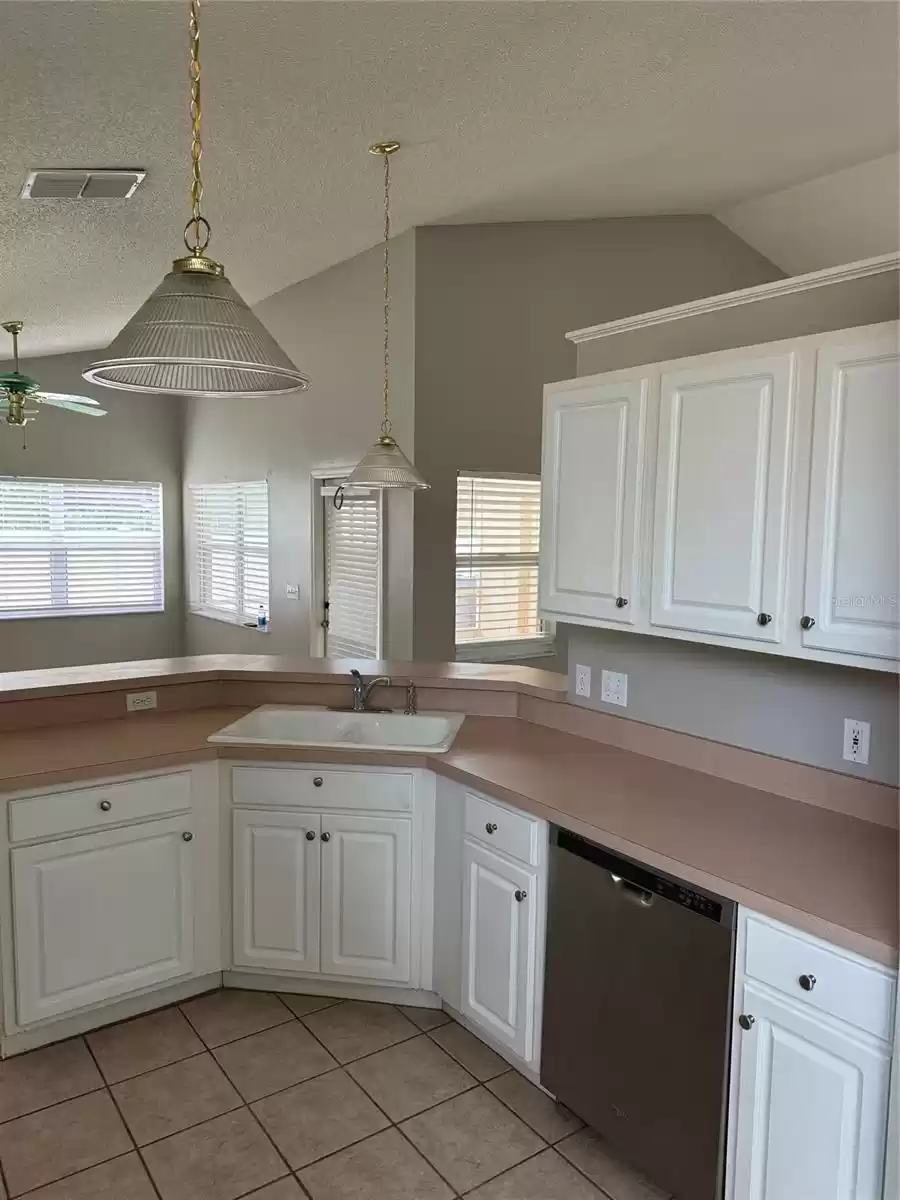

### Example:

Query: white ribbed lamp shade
xmin=345 ymin=434 xmax=429 ymax=490
xmin=84 ymin=257 xmax=309 ymax=397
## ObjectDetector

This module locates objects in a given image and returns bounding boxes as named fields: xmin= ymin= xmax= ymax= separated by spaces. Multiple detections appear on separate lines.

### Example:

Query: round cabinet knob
xmin=305 ymin=830 xmax=316 ymax=842
xmin=485 ymin=822 xmax=498 ymax=835
xmin=99 ymin=799 xmax=112 ymax=812
xmin=615 ymin=596 xmax=629 ymax=609
xmin=738 ymin=1014 xmax=755 ymax=1031
xmin=799 ymin=973 xmax=817 ymax=992
xmin=313 ymin=776 xmax=324 ymax=788
xmin=800 ymin=615 xmax=816 ymax=630
xmin=757 ymin=613 xmax=772 ymax=626
xmin=321 ymin=831 xmax=331 ymax=843
xmin=182 ymin=831 xmax=193 ymax=842
xmin=514 ymin=889 xmax=527 ymax=902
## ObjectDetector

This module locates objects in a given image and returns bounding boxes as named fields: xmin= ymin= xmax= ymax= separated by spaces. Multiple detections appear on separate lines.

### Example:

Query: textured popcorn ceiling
xmin=0 ymin=1 xmax=896 ymax=356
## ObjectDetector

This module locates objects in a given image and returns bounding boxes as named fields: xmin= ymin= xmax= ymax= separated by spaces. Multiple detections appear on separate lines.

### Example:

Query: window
xmin=455 ymin=473 xmax=552 ymax=660
xmin=321 ymin=483 xmax=383 ymax=658
xmin=189 ymin=480 xmax=269 ymax=625
xmin=0 ymin=477 xmax=164 ymax=619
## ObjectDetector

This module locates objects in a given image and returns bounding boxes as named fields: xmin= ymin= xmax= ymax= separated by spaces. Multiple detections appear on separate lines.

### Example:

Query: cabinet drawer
xmin=232 ymin=766 xmax=412 ymax=813
xmin=9 ymin=772 xmax=192 ymax=844
xmin=744 ymin=915 xmax=896 ymax=1041
xmin=464 ymin=791 xmax=543 ymax=866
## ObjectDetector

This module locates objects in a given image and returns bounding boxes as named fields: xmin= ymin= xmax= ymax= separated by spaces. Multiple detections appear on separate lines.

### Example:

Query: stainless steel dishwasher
xmin=541 ymin=827 xmax=736 ymax=1200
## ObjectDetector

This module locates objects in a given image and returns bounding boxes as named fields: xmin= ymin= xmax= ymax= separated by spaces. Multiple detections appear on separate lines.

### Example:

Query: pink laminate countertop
xmin=0 ymin=709 xmax=895 ymax=966
xmin=0 ymin=655 xmax=567 ymax=702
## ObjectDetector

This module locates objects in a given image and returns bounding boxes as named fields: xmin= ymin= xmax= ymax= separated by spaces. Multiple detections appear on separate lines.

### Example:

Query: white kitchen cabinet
xmin=651 ymin=353 xmax=796 ymax=643
xmin=232 ymin=809 xmax=321 ymax=974
xmin=540 ymin=375 xmax=650 ymax=624
xmin=320 ymin=813 xmax=412 ymax=983
xmin=461 ymin=838 xmax=539 ymax=1062
xmin=12 ymin=815 xmax=195 ymax=1025
xmin=731 ymin=982 xmax=891 ymax=1200
xmin=802 ymin=330 xmax=900 ymax=661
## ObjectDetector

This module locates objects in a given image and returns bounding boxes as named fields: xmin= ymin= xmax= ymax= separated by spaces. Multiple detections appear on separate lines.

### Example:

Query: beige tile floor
xmin=0 ymin=990 xmax=673 ymax=1199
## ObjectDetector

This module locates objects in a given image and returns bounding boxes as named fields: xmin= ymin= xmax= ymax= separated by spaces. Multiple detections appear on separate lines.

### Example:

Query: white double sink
xmin=208 ymin=706 xmax=466 ymax=753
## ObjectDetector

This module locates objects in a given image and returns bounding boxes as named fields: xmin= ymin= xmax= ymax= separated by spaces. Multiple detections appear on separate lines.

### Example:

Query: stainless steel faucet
xmin=350 ymin=669 xmax=392 ymax=713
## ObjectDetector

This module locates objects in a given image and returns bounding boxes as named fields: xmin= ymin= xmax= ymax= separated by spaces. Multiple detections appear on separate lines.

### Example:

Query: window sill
xmin=190 ymin=607 xmax=269 ymax=632
xmin=456 ymin=637 xmax=556 ymax=663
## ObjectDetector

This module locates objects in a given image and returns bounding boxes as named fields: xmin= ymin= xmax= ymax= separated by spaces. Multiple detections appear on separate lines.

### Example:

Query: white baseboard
xmin=224 ymin=971 xmax=442 ymax=1010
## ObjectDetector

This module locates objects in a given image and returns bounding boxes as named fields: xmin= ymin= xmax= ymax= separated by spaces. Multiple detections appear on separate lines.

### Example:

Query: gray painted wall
xmin=183 ymin=233 xmax=417 ymax=660
xmin=412 ymin=216 xmax=782 ymax=665
xmin=0 ymin=351 xmax=184 ymax=671
xmin=568 ymin=627 xmax=900 ymax=786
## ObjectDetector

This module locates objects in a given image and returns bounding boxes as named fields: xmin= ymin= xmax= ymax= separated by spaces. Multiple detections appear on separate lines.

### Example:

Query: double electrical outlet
xmin=574 ymin=664 xmax=628 ymax=708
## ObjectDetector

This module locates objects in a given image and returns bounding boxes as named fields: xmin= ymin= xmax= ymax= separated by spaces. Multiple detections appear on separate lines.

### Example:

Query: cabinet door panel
xmin=540 ymin=378 xmax=648 ymax=623
xmin=732 ymin=983 xmax=890 ymax=1200
xmin=320 ymin=814 xmax=411 ymax=983
xmin=13 ymin=816 xmax=194 ymax=1025
xmin=461 ymin=840 xmax=537 ymax=1061
xmin=803 ymin=334 xmax=899 ymax=661
xmin=651 ymin=354 xmax=795 ymax=641
xmin=232 ymin=809 xmax=320 ymax=973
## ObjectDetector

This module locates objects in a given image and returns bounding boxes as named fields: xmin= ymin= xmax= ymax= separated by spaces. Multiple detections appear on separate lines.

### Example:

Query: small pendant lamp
xmin=84 ymin=0 xmax=309 ymax=398
xmin=345 ymin=142 xmax=428 ymax=490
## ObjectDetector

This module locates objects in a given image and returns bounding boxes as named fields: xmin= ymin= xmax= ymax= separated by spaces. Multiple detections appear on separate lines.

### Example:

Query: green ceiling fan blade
xmin=36 ymin=392 xmax=108 ymax=415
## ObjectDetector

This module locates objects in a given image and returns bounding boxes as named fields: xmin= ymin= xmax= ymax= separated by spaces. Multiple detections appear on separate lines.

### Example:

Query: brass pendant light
xmin=84 ymin=0 xmax=309 ymax=398
xmin=345 ymin=142 xmax=428 ymax=490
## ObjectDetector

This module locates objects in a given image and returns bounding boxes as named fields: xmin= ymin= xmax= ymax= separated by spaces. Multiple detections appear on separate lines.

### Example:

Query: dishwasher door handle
xmin=610 ymin=873 xmax=656 ymax=908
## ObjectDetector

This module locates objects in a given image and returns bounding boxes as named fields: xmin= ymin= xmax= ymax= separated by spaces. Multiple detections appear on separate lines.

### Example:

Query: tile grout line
xmin=82 ymin=1035 xmax=167 ymax=1200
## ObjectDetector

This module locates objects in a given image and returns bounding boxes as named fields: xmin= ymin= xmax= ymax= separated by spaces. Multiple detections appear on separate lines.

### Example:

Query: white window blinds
xmin=189 ymin=481 xmax=269 ymax=624
xmin=0 ymin=477 xmax=164 ymax=620
xmin=455 ymin=473 xmax=549 ymax=653
xmin=324 ymin=488 xmax=382 ymax=658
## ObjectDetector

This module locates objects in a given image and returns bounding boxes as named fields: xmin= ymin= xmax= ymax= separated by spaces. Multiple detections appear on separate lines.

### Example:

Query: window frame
xmin=0 ymin=475 xmax=165 ymax=622
xmin=454 ymin=470 xmax=555 ymax=662
xmin=187 ymin=479 xmax=270 ymax=629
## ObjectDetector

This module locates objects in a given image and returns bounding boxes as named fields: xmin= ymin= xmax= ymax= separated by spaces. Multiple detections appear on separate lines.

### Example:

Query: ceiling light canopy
xmin=346 ymin=142 xmax=428 ymax=491
xmin=84 ymin=0 xmax=308 ymax=399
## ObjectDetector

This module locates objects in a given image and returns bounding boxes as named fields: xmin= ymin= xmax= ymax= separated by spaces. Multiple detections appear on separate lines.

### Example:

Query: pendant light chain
xmin=186 ymin=0 xmax=210 ymax=255
xmin=381 ymin=148 xmax=392 ymax=437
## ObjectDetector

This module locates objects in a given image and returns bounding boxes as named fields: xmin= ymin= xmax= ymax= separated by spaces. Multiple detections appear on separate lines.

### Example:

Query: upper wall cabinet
xmin=802 ymin=331 xmax=899 ymax=662
xmin=539 ymin=321 xmax=899 ymax=671
xmin=650 ymin=354 xmax=795 ymax=643
xmin=540 ymin=376 xmax=649 ymax=624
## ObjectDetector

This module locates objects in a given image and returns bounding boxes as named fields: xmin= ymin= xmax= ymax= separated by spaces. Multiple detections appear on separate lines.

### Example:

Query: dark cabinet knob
xmin=800 ymin=615 xmax=816 ymax=630
xmin=305 ymin=830 xmax=316 ymax=842
xmin=99 ymin=799 xmax=112 ymax=812
xmin=313 ymin=776 xmax=324 ymax=788
xmin=757 ymin=613 xmax=772 ymax=626
xmin=615 ymin=597 xmax=628 ymax=609
xmin=321 ymin=831 xmax=331 ymax=843
xmin=182 ymin=831 xmax=193 ymax=842
xmin=514 ymin=889 xmax=527 ymax=902
xmin=799 ymin=973 xmax=817 ymax=992
xmin=485 ymin=822 xmax=498 ymax=835
xmin=738 ymin=1014 xmax=755 ymax=1031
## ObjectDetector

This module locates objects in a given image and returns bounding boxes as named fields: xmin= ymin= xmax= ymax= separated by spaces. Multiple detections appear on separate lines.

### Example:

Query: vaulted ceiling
xmin=1 ymin=1 xmax=896 ymax=356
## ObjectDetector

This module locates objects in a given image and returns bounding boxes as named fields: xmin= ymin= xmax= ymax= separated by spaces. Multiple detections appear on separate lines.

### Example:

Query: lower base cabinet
xmin=12 ymin=815 xmax=195 ymax=1026
xmin=233 ymin=806 xmax=413 ymax=985
xmin=461 ymin=838 xmax=539 ymax=1062
xmin=731 ymin=982 xmax=891 ymax=1200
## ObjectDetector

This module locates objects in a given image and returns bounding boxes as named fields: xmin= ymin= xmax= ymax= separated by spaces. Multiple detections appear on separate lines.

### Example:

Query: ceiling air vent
xmin=20 ymin=169 xmax=146 ymax=200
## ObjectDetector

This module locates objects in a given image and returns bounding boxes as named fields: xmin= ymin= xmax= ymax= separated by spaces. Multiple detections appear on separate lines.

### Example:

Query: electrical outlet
xmin=842 ymin=718 xmax=870 ymax=765
xmin=601 ymin=669 xmax=628 ymax=708
xmin=285 ymin=583 xmax=300 ymax=599
xmin=126 ymin=690 xmax=158 ymax=713
xmin=575 ymin=664 xmax=591 ymax=698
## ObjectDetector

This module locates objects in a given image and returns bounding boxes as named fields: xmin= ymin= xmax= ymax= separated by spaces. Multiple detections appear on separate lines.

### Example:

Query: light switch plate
xmin=601 ymin=669 xmax=628 ymax=708
xmin=575 ymin=664 xmax=591 ymax=698
xmin=285 ymin=583 xmax=300 ymax=599
xmin=842 ymin=718 xmax=870 ymax=764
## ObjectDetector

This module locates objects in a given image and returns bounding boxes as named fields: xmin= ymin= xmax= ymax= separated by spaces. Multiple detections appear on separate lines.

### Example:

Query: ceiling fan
xmin=1 ymin=320 xmax=107 ymax=429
